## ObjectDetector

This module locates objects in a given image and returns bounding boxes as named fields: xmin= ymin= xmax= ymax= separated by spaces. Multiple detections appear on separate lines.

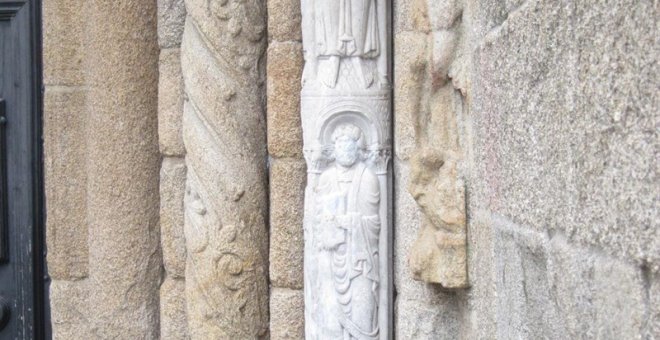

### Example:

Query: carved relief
xmin=408 ymin=149 xmax=467 ymax=287
xmin=183 ymin=170 xmax=268 ymax=338
xmin=404 ymin=0 xmax=469 ymax=288
xmin=302 ymin=0 xmax=389 ymax=90
xmin=313 ymin=124 xmax=381 ymax=339
xmin=301 ymin=0 xmax=392 ymax=338
xmin=181 ymin=0 xmax=269 ymax=337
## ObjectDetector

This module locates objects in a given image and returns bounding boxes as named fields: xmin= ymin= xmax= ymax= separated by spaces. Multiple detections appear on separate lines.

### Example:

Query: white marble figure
xmin=301 ymin=0 xmax=391 ymax=337
xmin=303 ymin=0 xmax=382 ymax=88
xmin=313 ymin=124 xmax=380 ymax=339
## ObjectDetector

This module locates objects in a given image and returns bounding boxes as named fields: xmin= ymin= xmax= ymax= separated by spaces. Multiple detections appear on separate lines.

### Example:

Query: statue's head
xmin=331 ymin=123 xmax=363 ymax=167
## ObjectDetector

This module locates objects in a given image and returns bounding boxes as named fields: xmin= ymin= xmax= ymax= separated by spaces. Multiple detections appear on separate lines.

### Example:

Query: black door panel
xmin=0 ymin=0 xmax=46 ymax=338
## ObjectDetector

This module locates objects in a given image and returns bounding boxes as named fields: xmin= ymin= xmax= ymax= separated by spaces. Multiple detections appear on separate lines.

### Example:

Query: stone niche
xmin=300 ymin=0 xmax=393 ymax=338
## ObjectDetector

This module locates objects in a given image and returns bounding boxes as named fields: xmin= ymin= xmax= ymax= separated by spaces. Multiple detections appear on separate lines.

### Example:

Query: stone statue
xmin=303 ymin=0 xmax=383 ymax=88
xmin=312 ymin=123 xmax=380 ymax=339
xmin=301 ymin=0 xmax=391 ymax=336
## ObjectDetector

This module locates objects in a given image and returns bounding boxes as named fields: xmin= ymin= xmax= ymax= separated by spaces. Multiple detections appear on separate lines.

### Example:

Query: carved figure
xmin=313 ymin=123 xmax=380 ymax=339
xmin=303 ymin=0 xmax=382 ymax=88
xmin=301 ymin=0 xmax=391 ymax=335
xmin=314 ymin=0 xmax=379 ymax=58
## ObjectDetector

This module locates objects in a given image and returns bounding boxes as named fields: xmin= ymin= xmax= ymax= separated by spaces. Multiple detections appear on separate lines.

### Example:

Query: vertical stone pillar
xmin=157 ymin=0 xmax=189 ymax=338
xmin=43 ymin=0 xmax=92 ymax=337
xmin=300 ymin=0 xmax=393 ymax=338
xmin=85 ymin=1 xmax=161 ymax=338
xmin=181 ymin=0 xmax=269 ymax=338
xmin=267 ymin=0 xmax=306 ymax=337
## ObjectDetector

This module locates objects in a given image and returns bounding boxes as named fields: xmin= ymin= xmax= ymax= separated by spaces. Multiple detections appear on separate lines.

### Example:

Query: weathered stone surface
xmin=181 ymin=0 xmax=269 ymax=336
xmin=591 ymin=256 xmax=646 ymax=338
xmin=427 ymin=0 xmax=461 ymax=30
xmin=470 ymin=0 xmax=659 ymax=269
xmin=42 ymin=0 xmax=86 ymax=85
xmin=184 ymin=0 xmax=266 ymax=79
xmin=84 ymin=0 xmax=161 ymax=338
xmin=393 ymin=159 xmax=423 ymax=298
xmin=394 ymin=159 xmax=463 ymax=337
xmin=469 ymin=215 xmax=649 ymax=339
xmin=458 ymin=1 xmax=659 ymax=338
xmin=393 ymin=0 xmax=430 ymax=33
xmin=408 ymin=145 xmax=467 ymax=287
xmin=267 ymin=42 xmax=303 ymax=158
xmin=463 ymin=211 xmax=497 ymax=338
xmin=431 ymin=30 xmax=458 ymax=86
xmin=270 ymin=288 xmax=304 ymax=340
xmin=395 ymin=297 xmax=461 ymax=340
xmin=393 ymin=31 xmax=427 ymax=161
xmin=492 ymin=218 xmax=560 ymax=339
xmin=573 ymin=0 xmax=658 ymax=269
xmin=269 ymin=158 xmax=305 ymax=289
xmin=181 ymin=20 xmax=266 ymax=156
xmin=50 ymin=280 xmax=92 ymax=339
xmin=160 ymin=277 xmax=190 ymax=340
xmin=267 ymin=2 xmax=303 ymax=338
xmin=267 ymin=0 xmax=302 ymax=42
xmin=649 ymin=271 xmax=660 ymax=339
xmin=158 ymin=0 xmax=186 ymax=48
xmin=396 ymin=0 xmax=468 ymax=287
xmin=41 ymin=0 xmax=659 ymax=338
xmin=44 ymin=88 xmax=89 ymax=280
xmin=160 ymin=157 xmax=187 ymax=277
xmin=468 ymin=0 xmax=525 ymax=37
xmin=159 ymin=48 xmax=186 ymax=156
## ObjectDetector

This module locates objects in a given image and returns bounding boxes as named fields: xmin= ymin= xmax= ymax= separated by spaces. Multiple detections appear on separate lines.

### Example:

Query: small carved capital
xmin=365 ymin=146 xmax=391 ymax=175
xmin=303 ymin=146 xmax=333 ymax=173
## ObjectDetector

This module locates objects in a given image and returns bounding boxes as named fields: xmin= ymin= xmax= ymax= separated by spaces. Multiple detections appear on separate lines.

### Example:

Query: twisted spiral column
xmin=181 ymin=0 xmax=269 ymax=337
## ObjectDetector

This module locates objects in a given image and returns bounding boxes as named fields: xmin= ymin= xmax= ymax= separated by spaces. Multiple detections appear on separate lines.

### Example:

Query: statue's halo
xmin=317 ymin=106 xmax=380 ymax=148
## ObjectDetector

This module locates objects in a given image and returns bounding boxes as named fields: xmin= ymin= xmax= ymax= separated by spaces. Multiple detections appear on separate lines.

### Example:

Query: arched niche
xmin=316 ymin=103 xmax=383 ymax=148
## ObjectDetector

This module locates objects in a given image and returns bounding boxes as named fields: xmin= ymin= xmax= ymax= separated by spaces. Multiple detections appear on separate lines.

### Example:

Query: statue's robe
xmin=314 ymin=162 xmax=380 ymax=339
xmin=311 ymin=0 xmax=380 ymax=88
xmin=314 ymin=0 xmax=379 ymax=58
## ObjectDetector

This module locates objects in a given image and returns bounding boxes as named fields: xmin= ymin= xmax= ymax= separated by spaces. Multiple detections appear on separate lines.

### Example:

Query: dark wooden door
xmin=0 ymin=0 xmax=47 ymax=339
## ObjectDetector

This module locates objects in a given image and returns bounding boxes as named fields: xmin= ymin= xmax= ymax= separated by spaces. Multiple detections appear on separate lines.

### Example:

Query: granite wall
xmin=394 ymin=0 xmax=658 ymax=338
xmin=462 ymin=0 xmax=658 ymax=338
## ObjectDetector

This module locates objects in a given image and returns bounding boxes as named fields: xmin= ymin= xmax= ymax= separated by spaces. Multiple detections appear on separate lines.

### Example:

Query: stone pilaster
xmin=157 ymin=0 xmax=189 ymax=338
xmin=266 ymin=0 xmax=305 ymax=335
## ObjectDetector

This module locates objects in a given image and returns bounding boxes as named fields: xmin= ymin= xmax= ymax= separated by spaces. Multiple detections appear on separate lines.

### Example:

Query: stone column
xmin=300 ymin=0 xmax=393 ymax=338
xmin=181 ymin=0 xmax=269 ymax=338
xmin=84 ymin=0 xmax=161 ymax=338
